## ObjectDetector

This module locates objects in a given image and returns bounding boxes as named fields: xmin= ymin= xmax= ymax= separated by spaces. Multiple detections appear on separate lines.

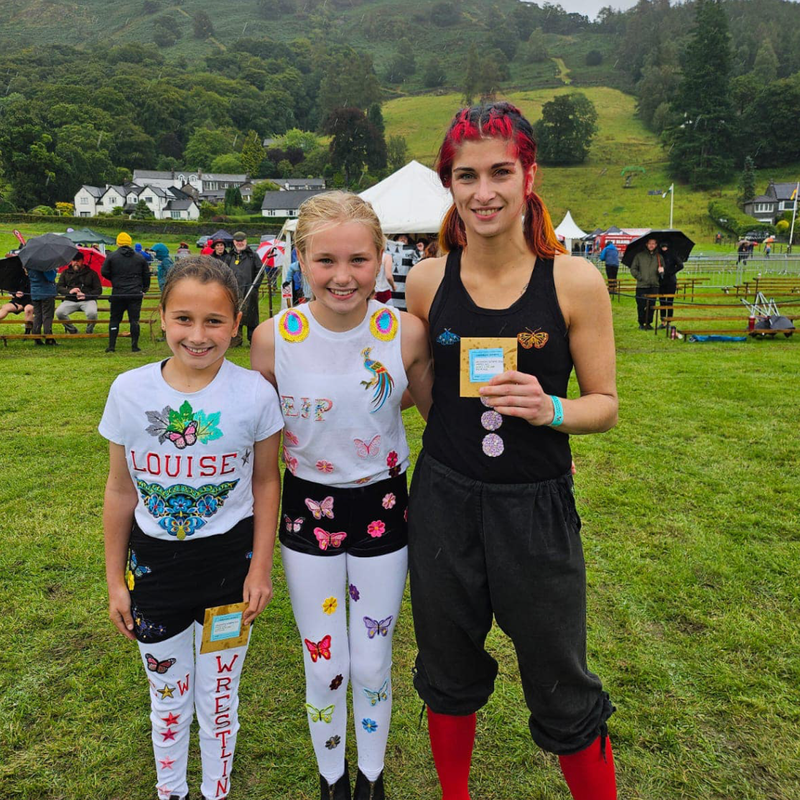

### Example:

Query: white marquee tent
xmin=554 ymin=210 xmax=588 ymax=253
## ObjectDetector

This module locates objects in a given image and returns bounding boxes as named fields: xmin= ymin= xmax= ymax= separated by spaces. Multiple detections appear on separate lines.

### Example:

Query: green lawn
xmin=1 ymin=293 xmax=798 ymax=799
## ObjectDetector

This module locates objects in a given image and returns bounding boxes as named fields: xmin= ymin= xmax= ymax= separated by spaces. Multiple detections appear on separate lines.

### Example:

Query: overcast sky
xmin=551 ymin=0 xmax=641 ymax=19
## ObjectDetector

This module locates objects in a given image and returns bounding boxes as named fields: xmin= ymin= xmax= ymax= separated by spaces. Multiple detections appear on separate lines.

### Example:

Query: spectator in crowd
xmin=423 ymin=240 xmax=440 ymax=259
xmin=134 ymin=243 xmax=153 ymax=263
xmin=390 ymin=234 xmax=415 ymax=311
xmin=0 ymin=272 xmax=34 ymax=335
xmin=375 ymin=248 xmax=396 ymax=304
xmin=211 ymin=239 xmax=228 ymax=261
xmin=226 ymin=232 xmax=262 ymax=346
xmin=414 ymin=238 xmax=427 ymax=264
xmin=656 ymin=241 xmax=684 ymax=328
xmin=764 ymin=242 xmax=771 ymax=257
xmin=200 ymin=238 xmax=214 ymax=256
xmin=629 ymin=236 xmax=660 ymax=330
xmin=175 ymin=241 xmax=192 ymax=260
xmin=598 ymin=240 xmax=620 ymax=294
xmin=28 ymin=262 xmax=58 ymax=346
xmin=737 ymin=240 xmax=749 ymax=265
xmin=152 ymin=243 xmax=174 ymax=292
xmin=55 ymin=251 xmax=102 ymax=334
xmin=101 ymin=232 xmax=150 ymax=353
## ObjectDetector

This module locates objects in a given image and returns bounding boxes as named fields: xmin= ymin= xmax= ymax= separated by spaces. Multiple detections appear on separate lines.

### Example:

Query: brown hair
xmin=294 ymin=191 xmax=385 ymax=261
xmin=159 ymin=255 xmax=240 ymax=317
xmin=436 ymin=102 xmax=566 ymax=258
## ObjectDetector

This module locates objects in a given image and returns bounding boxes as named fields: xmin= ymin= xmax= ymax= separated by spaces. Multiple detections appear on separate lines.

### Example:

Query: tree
xmin=387 ymin=135 xmax=409 ymax=172
xmin=384 ymin=40 xmax=416 ymax=83
xmin=367 ymin=104 xmax=385 ymax=136
xmin=423 ymin=57 xmax=446 ymax=89
xmin=738 ymin=156 xmax=756 ymax=206
xmin=184 ymin=128 xmax=233 ymax=169
xmin=240 ymin=130 xmax=265 ymax=177
xmin=224 ymin=186 xmax=244 ymax=214
xmin=667 ymin=0 xmax=735 ymax=189
xmin=153 ymin=14 xmax=181 ymax=48
xmin=522 ymin=28 xmax=549 ymax=63
xmin=210 ymin=153 xmax=244 ymax=173
xmin=534 ymin=93 xmax=598 ymax=165
xmin=463 ymin=44 xmax=480 ymax=106
xmin=752 ymin=40 xmax=779 ymax=84
xmin=132 ymin=199 xmax=155 ymax=219
xmin=324 ymin=107 xmax=384 ymax=185
xmin=317 ymin=48 xmax=382 ymax=122
xmin=585 ymin=50 xmax=603 ymax=66
xmin=248 ymin=179 xmax=280 ymax=213
xmin=193 ymin=10 xmax=214 ymax=39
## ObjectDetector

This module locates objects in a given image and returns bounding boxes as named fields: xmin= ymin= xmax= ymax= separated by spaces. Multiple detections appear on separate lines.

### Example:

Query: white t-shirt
xmin=273 ymin=300 xmax=410 ymax=488
xmin=99 ymin=359 xmax=283 ymax=541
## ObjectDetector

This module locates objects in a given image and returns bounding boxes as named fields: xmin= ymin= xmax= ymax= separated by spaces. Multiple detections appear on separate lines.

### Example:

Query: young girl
xmin=100 ymin=256 xmax=283 ymax=800
xmin=251 ymin=191 xmax=432 ymax=800
xmin=405 ymin=102 xmax=619 ymax=800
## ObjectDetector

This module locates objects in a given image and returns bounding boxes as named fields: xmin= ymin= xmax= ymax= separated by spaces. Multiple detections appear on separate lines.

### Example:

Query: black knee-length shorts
xmin=408 ymin=450 xmax=613 ymax=756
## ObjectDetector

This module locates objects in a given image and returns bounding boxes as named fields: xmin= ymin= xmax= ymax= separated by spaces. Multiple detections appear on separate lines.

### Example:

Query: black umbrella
xmin=0 ymin=255 xmax=26 ymax=294
xmin=622 ymin=229 xmax=695 ymax=267
xmin=209 ymin=229 xmax=234 ymax=244
xmin=18 ymin=233 xmax=79 ymax=272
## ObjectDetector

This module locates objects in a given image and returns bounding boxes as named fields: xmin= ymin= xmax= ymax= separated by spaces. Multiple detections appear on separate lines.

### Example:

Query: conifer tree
xmin=738 ymin=155 xmax=756 ymax=206
xmin=667 ymin=0 xmax=734 ymax=189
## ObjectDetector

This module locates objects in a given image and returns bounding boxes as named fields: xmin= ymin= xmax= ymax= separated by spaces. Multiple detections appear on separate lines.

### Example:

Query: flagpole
xmin=789 ymin=182 xmax=799 ymax=254
xmin=670 ymin=184 xmax=674 ymax=228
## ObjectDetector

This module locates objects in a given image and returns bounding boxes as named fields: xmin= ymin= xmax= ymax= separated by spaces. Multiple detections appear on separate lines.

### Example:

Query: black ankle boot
xmin=320 ymin=761 xmax=351 ymax=800
xmin=354 ymin=769 xmax=385 ymax=800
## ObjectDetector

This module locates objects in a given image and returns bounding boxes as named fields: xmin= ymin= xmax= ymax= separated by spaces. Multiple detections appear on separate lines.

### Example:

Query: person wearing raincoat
xmin=152 ymin=243 xmax=175 ymax=292
xmin=226 ymin=232 xmax=262 ymax=346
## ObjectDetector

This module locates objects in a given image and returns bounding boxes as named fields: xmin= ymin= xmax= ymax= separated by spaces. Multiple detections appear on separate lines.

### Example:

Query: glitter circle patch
xmin=369 ymin=307 xmax=398 ymax=342
xmin=481 ymin=410 xmax=503 ymax=431
xmin=481 ymin=433 xmax=505 ymax=458
xmin=279 ymin=309 xmax=310 ymax=343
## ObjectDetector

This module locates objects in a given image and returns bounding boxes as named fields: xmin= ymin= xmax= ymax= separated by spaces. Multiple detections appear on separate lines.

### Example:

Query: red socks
xmin=558 ymin=735 xmax=617 ymax=800
xmin=426 ymin=708 xmax=476 ymax=800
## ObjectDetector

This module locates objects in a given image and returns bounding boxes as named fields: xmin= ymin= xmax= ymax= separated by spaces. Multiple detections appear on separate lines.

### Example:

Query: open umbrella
xmin=0 ymin=254 xmax=25 ymax=294
xmin=56 ymin=246 xmax=110 ymax=288
xmin=256 ymin=238 xmax=285 ymax=267
xmin=209 ymin=229 xmax=234 ymax=244
xmin=18 ymin=233 xmax=78 ymax=272
xmin=622 ymin=229 xmax=695 ymax=267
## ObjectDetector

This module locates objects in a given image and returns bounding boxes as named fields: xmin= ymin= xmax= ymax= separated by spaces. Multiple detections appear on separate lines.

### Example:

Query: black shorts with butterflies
xmin=127 ymin=516 xmax=254 ymax=644
xmin=280 ymin=471 xmax=408 ymax=558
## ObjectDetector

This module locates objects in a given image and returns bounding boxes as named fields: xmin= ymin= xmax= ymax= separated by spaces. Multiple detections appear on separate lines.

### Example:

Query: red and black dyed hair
xmin=436 ymin=102 xmax=566 ymax=258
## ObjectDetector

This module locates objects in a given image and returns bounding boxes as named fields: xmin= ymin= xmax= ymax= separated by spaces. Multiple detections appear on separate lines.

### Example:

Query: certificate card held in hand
xmin=459 ymin=337 xmax=518 ymax=397
xmin=200 ymin=602 xmax=250 ymax=654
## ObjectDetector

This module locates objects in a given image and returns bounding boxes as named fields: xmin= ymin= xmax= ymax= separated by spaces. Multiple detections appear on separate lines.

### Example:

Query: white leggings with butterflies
xmin=137 ymin=623 xmax=250 ymax=800
xmin=281 ymin=545 xmax=408 ymax=784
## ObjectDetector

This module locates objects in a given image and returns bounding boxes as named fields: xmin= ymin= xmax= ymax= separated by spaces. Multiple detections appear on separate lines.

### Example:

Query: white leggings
xmin=137 ymin=623 xmax=250 ymax=800
xmin=281 ymin=545 xmax=408 ymax=783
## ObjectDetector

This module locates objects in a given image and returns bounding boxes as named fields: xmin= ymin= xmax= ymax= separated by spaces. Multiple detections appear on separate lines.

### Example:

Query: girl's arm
xmin=400 ymin=311 xmax=434 ymax=421
xmin=103 ymin=442 xmax=139 ymax=640
xmin=481 ymin=256 xmax=618 ymax=435
xmin=243 ymin=431 xmax=282 ymax=626
xmin=250 ymin=320 xmax=277 ymax=388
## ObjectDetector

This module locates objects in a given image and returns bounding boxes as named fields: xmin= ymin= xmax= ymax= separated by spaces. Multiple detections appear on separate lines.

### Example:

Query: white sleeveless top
xmin=273 ymin=300 xmax=410 ymax=488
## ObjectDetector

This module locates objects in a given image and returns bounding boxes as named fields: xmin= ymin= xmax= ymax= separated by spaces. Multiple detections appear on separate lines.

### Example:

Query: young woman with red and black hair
xmin=405 ymin=102 xmax=619 ymax=800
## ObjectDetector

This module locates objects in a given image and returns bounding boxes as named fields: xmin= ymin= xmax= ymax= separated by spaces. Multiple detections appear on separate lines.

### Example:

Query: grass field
xmin=1 ymin=291 xmax=798 ymax=799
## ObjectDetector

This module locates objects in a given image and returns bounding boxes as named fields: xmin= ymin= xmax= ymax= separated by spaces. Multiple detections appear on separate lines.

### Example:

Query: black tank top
xmin=423 ymin=248 xmax=573 ymax=483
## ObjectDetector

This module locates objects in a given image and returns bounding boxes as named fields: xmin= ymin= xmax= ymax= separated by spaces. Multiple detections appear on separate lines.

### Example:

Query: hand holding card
xmin=479 ymin=370 xmax=556 ymax=426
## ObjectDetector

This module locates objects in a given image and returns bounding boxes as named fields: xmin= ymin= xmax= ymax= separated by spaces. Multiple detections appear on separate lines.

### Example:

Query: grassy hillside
xmin=383 ymin=87 xmax=800 ymax=242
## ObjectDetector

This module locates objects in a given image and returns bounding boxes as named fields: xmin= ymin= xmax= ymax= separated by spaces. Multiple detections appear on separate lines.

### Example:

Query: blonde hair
xmin=294 ymin=191 xmax=385 ymax=261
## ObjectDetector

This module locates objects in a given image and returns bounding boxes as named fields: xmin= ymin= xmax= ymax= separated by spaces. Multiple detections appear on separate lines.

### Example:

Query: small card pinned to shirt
xmin=459 ymin=337 xmax=518 ymax=397
xmin=199 ymin=601 xmax=250 ymax=654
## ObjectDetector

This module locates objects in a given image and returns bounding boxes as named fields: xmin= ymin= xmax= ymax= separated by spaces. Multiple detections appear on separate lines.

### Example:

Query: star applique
xmin=157 ymin=786 xmax=172 ymax=798
xmin=162 ymin=728 xmax=177 ymax=741
xmin=158 ymin=756 xmax=176 ymax=770
xmin=158 ymin=684 xmax=175 ymax=699
xmin=242 ymin=448 xmax=252 ymax=465
xmin=161 ymin=712 xmax=180 ymax=726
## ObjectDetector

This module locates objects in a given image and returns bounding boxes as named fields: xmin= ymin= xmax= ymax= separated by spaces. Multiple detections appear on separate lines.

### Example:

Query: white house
xmin=261 ymin=189 xmax=323 ymax=217
xmin=131 ymin=169 xmax=249 ymax=195
xmin=74 ymin=182 xmax=199 ymax=220
xmin=74 ymin=185 xmax=104 ymax=217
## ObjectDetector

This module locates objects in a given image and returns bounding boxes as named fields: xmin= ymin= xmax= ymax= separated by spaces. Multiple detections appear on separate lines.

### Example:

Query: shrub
xmin=708 ymin=199 xmax=775 ymax=238
xmin=585 ymin=50 xmax=603 ymax=66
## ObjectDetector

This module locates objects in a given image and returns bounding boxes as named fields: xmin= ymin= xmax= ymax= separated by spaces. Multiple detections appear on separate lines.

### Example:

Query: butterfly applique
xmin=354 ymin=435 xmax=381 ymax=459
xmin=314 ymin=528 xmax=347 ymax=551
xmin=363 ymin=679 xmax=389 ymax=706
xmin=145 ymin=654 xmax=177 ymax=674
xmin=304 ymin=634 xmax=332 ymax=662
xmin=126 ymin=551 xmax=152 ymax=590
xmin=363 ymin=616 xmax=393 ymax=638
xmin=165 ymin=420 xmax=198 ymax=450
xmin=437 ymin=328 xmax=461 ymax=345
xmin=517 ymin=327 xmax=549 ymax=349
xmin=305 ymin=702 xmax=335 ymax=723
xmin=305 ymin=496 xmax=334 ymax=519
xmin=284 ymin=515 xmax=304 ymax=533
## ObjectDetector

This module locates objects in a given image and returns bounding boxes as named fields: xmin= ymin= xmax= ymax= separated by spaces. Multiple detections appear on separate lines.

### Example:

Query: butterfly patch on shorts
xmin=517 ymin=327 xmax=549 ymax=349
xmin=314 ymin=527 xmax=347 ymax=551
xmin=363 ymin=615 xmax=393 ymax=638
xmin=145 ymin=401 xmax=222 ymax=449
xmin=304 ymin=635 xmax=332 ymax=662
xmin=284 ymin=515 xmax=305 ymax=533
xmin=145 ymin=653 xmax=177 ymax=674
xmin=436 ymin=328 xmax=460 ymax=345
xmin=305 ymin=496 xmax=334 ymax=519
xmin=354 ymin=435 xmax=381 ymax=459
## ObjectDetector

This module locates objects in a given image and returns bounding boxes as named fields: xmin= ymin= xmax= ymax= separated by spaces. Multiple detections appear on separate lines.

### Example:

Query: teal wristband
xmin=549 ymin=395 xmax=564 ymax=427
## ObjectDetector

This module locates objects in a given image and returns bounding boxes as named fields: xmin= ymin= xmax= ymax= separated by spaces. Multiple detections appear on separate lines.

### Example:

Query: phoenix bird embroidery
xmin=360 ymin=347 xmax=394 ymax=413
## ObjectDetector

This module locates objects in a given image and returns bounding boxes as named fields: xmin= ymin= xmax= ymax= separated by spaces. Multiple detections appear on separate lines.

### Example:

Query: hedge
xmin=707 ymin=200 xmax=776 ymax=238
xmin=0 ymin=213 xmax=287 ymax=237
